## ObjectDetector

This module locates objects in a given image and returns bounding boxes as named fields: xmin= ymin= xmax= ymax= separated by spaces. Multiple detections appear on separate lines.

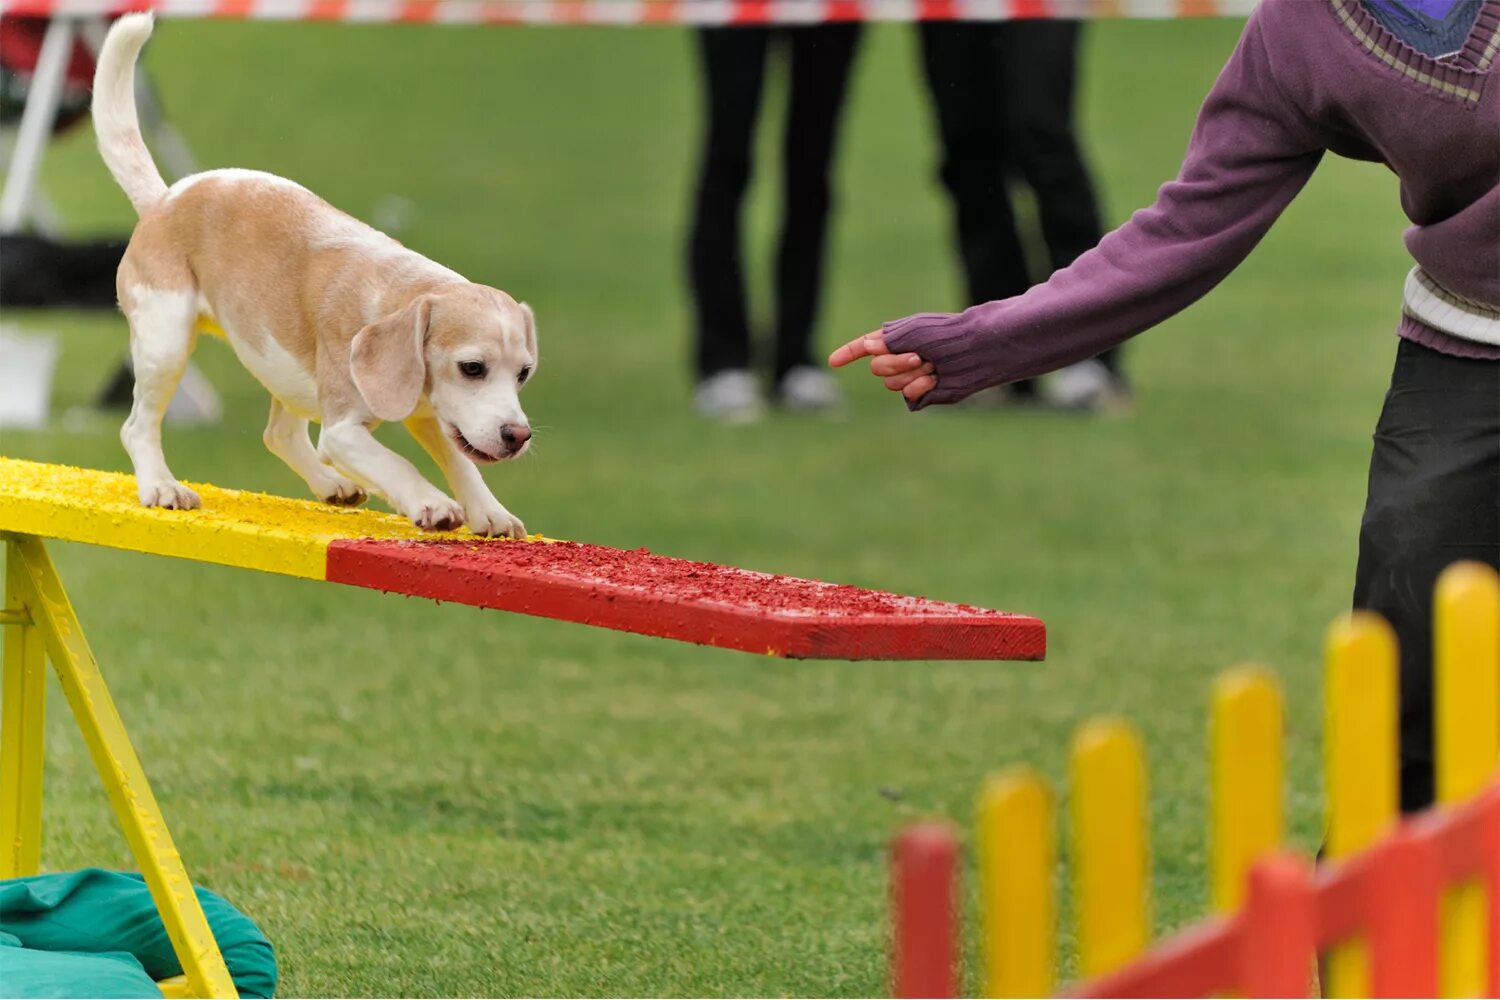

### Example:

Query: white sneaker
xmin=776 ymin=365 xmax=844 ymax=412
xmin=1044 ymin=359 xmax=1131 ymax=414
xmin=695 ymin=369 xmax=764 ymax=424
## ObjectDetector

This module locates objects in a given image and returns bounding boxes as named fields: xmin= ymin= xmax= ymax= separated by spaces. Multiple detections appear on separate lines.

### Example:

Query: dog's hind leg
xmin=262 ymin=399 xmax=366 ymax=506
xmin=120 ymin=283 xmax=201 ymax=509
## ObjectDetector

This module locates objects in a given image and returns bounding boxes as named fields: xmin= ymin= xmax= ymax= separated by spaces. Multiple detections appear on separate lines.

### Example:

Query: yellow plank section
xmin=978 ymin=767 xmax=1055 ymax=998
xmin=0 ymin=457 xmax=490 ymax=580
xmin=1210 ymin=665 xmax=1284 ymax=914
xmin=1434 ymin=562 xmax=1499 ymax=999
xmin=1323 ymin=611 xmax=1398 ymax=999
xmin=1070 ymin=717 xmax=1150 ymax=979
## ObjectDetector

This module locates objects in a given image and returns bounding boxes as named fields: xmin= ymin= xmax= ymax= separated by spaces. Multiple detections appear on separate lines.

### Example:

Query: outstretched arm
xmin=834 ymin=5 xmax=1327 ymax=408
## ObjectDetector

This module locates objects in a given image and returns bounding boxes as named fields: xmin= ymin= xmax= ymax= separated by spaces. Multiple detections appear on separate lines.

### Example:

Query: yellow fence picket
xmin=978 ymin=768 xmax=1055 ymax=998
xmin=1210 ymin=666 xmax=1284 ymax=914
xmin=1434 ymin=562 xmax=1499 ymax=998
xmin=1322 ymin=612 xmax=1399 ymax=999
xmin=1070 ymin=719 xmax=1150 ymax=979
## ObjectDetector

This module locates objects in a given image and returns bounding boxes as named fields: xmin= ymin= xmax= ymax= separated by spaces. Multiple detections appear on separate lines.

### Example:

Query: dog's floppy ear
xmin=350 ymin=295 xmax=433 ymax=422
xmin=519 ymin=302 xmax=538 ymax=373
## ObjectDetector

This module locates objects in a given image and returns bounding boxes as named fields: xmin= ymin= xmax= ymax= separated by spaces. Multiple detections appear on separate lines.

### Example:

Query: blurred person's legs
xmin=1352 ymin=340 xmax=1500 ymax=815
xmin=0 ymin=234 xmax=124 ymax=307
xmin=772 ymin=22 xmax=862 ymax=410
xmin=994 ymin=22 xmax=1101 ymax=287
xmin=995 ymin=19 xmax=1125 ymax=403
xmin=919 ymin=19 xmax=1125 ymax=408
xmin=688 ymin=26 xmax=770 ymax=421
xmin=918 ymin=22 xmax=1031 ymax=358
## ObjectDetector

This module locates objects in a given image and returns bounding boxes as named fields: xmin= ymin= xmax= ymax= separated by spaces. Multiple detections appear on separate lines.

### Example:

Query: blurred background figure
xmin=0 ymin=15 xmax=123 ymax=310
xmin=687 ymin=23 xmax=862 ymax=423
xmin=917 ymin=18 xmax=1129 ymax=413
xmin=0 ymin=14 xmax=220 ymax=425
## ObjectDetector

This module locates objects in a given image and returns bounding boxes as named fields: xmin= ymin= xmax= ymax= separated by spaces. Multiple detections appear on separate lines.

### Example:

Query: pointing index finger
xmin=828 ymin=331 xmax=890 ymax=368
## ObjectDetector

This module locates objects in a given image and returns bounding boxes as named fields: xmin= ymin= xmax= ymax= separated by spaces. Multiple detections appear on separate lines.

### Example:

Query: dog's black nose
xmin=500 ymin=424 xmax=531 ymax=449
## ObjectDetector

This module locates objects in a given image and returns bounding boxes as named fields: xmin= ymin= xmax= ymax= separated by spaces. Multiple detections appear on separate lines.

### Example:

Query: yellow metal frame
xmin=0 ymin=533 xmax=238 ymax=999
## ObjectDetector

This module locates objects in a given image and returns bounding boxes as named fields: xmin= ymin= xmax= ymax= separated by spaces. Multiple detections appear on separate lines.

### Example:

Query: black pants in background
xmin=687 ymin=24 xmax=862 ymax=381
xmin=1353 ymin=339 xmax=1500 ymax=814
xmin=918 ymin=21 xmax=1118 ymax=395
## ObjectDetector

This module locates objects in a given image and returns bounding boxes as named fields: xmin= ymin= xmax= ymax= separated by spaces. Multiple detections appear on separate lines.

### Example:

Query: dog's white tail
xmin=92 ymin=13 xmax=168 ymax=214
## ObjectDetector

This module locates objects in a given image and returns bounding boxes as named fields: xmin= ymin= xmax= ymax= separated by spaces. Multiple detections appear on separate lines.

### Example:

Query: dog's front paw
xmin=316 ymin=475 xmax=367 ymax=508
xmin=404 ymin=494 xmax=466 ymax=532
xmin=465 ymin=502 xmax=526 ymax=540
xmin=138 ymin=479 xmax=202 ymax=510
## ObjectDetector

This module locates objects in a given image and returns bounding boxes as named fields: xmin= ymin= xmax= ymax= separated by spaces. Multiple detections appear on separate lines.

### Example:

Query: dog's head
xmin=350 ymin=285 xmax=536 ymax=462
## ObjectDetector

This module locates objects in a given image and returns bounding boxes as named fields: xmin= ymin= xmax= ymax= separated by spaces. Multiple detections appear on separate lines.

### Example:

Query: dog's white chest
xmin=221 ymin=326 xmax=321 ymax=420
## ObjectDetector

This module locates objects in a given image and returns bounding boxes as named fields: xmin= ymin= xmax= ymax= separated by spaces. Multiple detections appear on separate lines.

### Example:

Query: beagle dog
xmin=93 ymin=13 xmax=534 ymax=537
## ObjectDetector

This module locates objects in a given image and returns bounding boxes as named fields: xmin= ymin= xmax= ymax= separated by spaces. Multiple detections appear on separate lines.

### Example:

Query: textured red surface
xmin=325 ymin=539 xmax=1046 ymax=660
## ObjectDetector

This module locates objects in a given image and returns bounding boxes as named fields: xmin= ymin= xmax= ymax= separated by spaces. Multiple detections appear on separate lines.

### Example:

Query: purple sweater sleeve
xmin=884 ymin=7 xmax=1327 ymax=409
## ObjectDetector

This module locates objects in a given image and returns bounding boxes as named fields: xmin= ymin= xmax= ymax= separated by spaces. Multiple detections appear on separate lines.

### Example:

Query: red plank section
xmin=326 ymin=539 xmax=1046 ymax=661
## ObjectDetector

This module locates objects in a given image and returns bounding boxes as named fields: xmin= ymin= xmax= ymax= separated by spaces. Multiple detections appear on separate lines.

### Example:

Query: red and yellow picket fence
xmin=890 ymin=561 xmax=1500 ymax=998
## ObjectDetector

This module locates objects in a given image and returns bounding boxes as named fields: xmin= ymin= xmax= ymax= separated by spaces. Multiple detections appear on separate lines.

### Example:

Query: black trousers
xmin=687 ymin=24 xmax=863 ymax=381
xmin=1353 ymin=339 xmax=1500 ymax=814
xmin=917 ymin=21 xmax=1117 ymax=395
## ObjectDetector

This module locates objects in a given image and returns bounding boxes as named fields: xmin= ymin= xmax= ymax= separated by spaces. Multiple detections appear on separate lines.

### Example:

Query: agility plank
xmin=0 ymin=458 xmax=1045 ymax=660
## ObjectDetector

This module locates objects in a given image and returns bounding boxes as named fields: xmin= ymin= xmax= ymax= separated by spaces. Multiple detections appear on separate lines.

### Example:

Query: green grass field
xmin=2 ymin=16 xmax=1415 ymax=996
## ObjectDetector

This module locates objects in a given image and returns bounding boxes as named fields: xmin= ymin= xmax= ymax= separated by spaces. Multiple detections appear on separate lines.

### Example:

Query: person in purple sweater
xmin=832 ymin=0 xmax=1499 ymax=814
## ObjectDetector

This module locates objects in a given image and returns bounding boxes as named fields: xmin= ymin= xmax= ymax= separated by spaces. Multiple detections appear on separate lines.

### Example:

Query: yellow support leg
xmin=1 ymin=537 xmax=47 ymax=877
xmin=1323 ymin=612 xmax=1399 ymax=999
xmin=6 ymin=534 xmax=237 ymax=999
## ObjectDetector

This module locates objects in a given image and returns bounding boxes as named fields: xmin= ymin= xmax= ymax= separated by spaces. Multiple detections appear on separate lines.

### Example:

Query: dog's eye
xmin=458 ymin=361 xmax=487 ymax=379
xmin=517 ymin=366 xmax=532 ymax=385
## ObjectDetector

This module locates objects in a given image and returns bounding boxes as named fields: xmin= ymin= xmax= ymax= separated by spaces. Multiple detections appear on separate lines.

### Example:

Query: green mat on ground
xmin=0 ymin=869 xmax=277 ymax=999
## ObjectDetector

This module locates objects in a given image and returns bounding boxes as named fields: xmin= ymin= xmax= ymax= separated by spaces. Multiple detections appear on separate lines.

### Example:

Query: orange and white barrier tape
xmin=0 ymin=0 xmax=1258 ymax=24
